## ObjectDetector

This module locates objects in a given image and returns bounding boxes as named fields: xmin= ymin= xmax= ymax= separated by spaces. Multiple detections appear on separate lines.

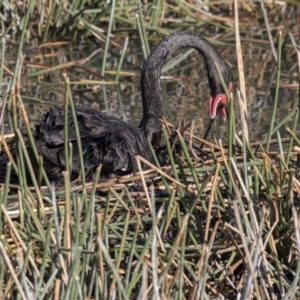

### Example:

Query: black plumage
xmin=35 ymin=32 xmax=233 ymax=177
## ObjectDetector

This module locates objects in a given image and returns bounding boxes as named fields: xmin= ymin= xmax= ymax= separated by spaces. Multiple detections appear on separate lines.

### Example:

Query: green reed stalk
xmin=0 ymin=18 xmax=15 ymax=40
xmin=0 ymin=241 xmax=27 ymax=299
xmin=176 ymin=154 xmax=188 ymax=188
xmin=228 ymin=93 xmax=236 ymax=160
xmin=137 ymin=0 xmax=150 ymax=56
xmin=158 ymin=215 xmax=189 ymax=285
xmin=161 ymin=190 xmax=177 ymax=236
xmin=22 ymin=198 xmax=46 ymax=245
xmin=276 ymin=127 xmax=284 ymax=158
xmin=259 ymin=108 xmax=296 ymax=147
xmin=286 ymin=108 xmax=299 ymax=165
xmin=17 ymin=94 xmax=51 ymax=190
xmin=0 ymin=187 xmax=3 ymax=239
xmin=151 ymin=0 xmax=162 ymax=26
xmin=148 ymin=141 xmax=171 ymax=194
xmin=125 ymin=188 xmax=144 ymax=228
xmin=109 ymin=212 xmax=129 ymax=297
xmin=37 ymin=155 xmax=43 ymax=187
xmin=188 ymin=167 xmax=215 ymax=215
xmin=101 ymin=192 xmax=111 ymax=239
xmin=64 ymin=246 xmax=82 ymax=300
xmin=177 ymin=131 xmax=201 ymax=191
xmin=43 ymin=1 xmax=57 ymax=42
xmin=12 ymin=95 xmax=25 ymax=200
xmin=63 ymin=171 xmax=71 ymax=266
xmin=151 ymin=186 xmax=160 ymax=299
xmin=54 ymin=0 xmax=64 ymax=26
xmin=115 ymin=36 xmax=129 ymax=82
xmin=178 ymin=227 xmax=186 ymax=299
xmin=266 ymin=31 xmax=282 ymax=152
xmin=63 ymin=75 xmax=70 ymax=176
xmin=224 ymin=83 xmax=235 ymax=196
xmin=40 ymin=269 xmax=59 ymax=300
xmin=287 ymin=127 xmax=300 ymax=147
xmin=9 ymin=1 xmax=36 ymax=109
xmin=18 ymin=243 xmax=32 ymax=293
xmin=70 ymin=0 xmax=81 ymax=12
xmin=16 ymin=129 xmax=47 ymax=222
xmin=101 ymin=0 xmax=116 ymax=76
xmin=67 ymin=87 xmax=87 ymax=193
xmin=284 ymin=206 xmax=300 ymax=300
xmin=3 ymin=162 xmax=11 ymax=206
xmin=0 ymin=38 xmax=5 ymax=91
xmin=237 ymin=91 xmax=250 ymax=191
xmin=162 ymin=49 xmax=195 ymax=73
xmin=0 ymin=241 xmax=3 ymax=297
xmin=109 ymin=188 xmax=130 ymax=211
xmin=97 ymin=238 xmax=129 ymax=300
xmin=37 ymin=220 xmax=53 ymax=292
xmin=261 ymin=1 xmax=277 ymax=61
xmin=162 ymin=126 xmax=185 ymax=198
xmin=127 ymin=231 xmax=153 ymax=295
xmin=95 ymin=213 xmax=105 ymax=297
xmin=79 ymin=166 xmax=101 ymax=252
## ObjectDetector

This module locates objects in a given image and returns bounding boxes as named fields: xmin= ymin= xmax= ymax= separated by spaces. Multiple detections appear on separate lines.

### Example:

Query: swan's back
xmin=35 ymin=106 xmax=151 ymax=176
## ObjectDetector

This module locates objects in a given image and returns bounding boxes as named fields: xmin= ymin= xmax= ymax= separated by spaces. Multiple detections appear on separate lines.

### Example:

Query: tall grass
xmin=1 ymin=0 xmax=300 ymax=299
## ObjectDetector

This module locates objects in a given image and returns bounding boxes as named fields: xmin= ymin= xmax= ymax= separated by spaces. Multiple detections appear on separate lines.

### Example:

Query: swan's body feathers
xmin=35 ymin=106 xmax=151 ymax=176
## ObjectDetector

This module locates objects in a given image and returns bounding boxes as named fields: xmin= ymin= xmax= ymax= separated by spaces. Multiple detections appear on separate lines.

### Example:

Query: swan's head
xmin=209 ymin=82 xmax=233 ymax=120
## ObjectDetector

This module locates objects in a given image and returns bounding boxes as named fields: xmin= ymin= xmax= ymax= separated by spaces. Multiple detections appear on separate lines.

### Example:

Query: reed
xmin=0 ymin=0 xmax=300 ymax=299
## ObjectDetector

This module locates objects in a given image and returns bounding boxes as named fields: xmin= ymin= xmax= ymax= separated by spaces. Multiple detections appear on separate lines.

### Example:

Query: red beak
xmin=209 ymin=83 xmax=233 ymax=120
xmin=209 ymin=94 xmax=228 ymax=119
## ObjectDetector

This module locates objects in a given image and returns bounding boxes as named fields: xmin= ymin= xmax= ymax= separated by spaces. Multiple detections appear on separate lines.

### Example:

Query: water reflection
xmin=1 ymin=37 xmax=299 ymax=142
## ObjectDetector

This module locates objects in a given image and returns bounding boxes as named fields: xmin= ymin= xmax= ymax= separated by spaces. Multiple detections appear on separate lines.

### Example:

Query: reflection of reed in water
xmin=2 ymin=34 xmax=298 ymax=143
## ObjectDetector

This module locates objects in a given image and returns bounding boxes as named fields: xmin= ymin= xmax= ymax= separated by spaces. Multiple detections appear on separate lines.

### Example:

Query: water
xmin=1 ymin=36 xmax=299 ymax=143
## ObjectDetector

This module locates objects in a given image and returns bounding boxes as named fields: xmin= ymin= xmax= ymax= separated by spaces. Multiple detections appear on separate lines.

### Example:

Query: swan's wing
xmin=35 ymin=106 xmax=151 ymax=176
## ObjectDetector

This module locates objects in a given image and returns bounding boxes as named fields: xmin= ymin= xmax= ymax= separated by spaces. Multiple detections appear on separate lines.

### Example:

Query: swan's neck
xmin=138 ymin=32 xmax=232 ymax=142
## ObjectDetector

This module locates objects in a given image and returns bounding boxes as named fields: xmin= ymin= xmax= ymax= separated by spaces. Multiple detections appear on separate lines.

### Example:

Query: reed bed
xmin=1 ymin=0 xmax=300 ymax=299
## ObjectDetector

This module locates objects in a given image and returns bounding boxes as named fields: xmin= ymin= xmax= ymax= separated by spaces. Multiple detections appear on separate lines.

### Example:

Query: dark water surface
xmin=1 ymin=35 xmax=299 ymax=143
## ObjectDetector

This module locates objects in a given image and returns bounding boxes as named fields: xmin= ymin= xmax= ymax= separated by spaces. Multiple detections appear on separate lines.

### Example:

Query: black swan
xmin=35 ymin=32 xmax=233 ymax=177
